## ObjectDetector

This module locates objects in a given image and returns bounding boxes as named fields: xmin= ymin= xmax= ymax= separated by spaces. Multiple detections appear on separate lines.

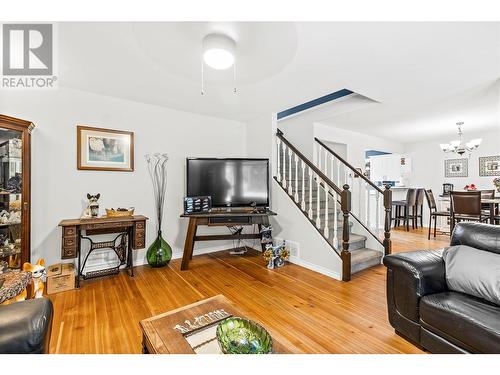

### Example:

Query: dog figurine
xmin=23 ymin=259 xmax=46 ymax=298
xmin=82 ymin=193 xmax=101 ymax=218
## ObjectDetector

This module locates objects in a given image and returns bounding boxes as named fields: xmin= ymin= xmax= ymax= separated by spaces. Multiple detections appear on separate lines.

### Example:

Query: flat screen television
xmin=186 ymin=158 xmax=269 ymax=208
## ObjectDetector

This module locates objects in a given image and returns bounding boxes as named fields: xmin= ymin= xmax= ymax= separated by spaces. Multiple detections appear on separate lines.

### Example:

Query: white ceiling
xmin=58 ymin=22 xmax=500 ymax=138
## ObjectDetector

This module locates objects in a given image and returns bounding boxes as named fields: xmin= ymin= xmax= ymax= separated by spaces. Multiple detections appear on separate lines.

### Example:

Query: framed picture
xmin=77 ymin=126 xmax=134 ymax=171
xmin=479 ymin=155 xmax=500 ymax=176
xmin=444 ymin=158 xmax=468 ymax=178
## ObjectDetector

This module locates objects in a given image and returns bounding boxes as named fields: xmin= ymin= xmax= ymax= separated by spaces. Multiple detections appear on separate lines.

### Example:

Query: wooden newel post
xmin=383 ymin=184 xmax=392 ymax=255
xmin=341 ymin=184 xmax=351 ymax=282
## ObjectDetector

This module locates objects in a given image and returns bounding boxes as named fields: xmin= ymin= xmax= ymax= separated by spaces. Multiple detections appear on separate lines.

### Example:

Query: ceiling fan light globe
xmin=203 ymin=49 xmax=235 ymax=70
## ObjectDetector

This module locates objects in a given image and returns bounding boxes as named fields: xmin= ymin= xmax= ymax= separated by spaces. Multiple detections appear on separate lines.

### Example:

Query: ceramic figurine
xmin=23 ymin=259 xmax=46 ymax=299
xmin=260 ymin=225 xmax=273 ymax=244
xmin=263 ymin=240 xmax=289 ymax=269
xmin=86 ymin=193 xmax=101 ymax=217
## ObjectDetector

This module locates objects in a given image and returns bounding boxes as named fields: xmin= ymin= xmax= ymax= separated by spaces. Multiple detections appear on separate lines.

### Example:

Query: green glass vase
xmin=146 ymin=231 xmax=172 ymax=267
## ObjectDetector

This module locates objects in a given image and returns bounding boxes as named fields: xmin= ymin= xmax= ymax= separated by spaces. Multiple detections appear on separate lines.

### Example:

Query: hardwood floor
xmin=48 ymin=227 xmax=450 ymax=354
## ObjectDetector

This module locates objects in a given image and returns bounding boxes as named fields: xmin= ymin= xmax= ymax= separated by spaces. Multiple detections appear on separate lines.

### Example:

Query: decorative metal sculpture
xmin=263 ymin=240 xmax=289 ymax=269
xmin=145 ymin=153 xmax=172 ymax=267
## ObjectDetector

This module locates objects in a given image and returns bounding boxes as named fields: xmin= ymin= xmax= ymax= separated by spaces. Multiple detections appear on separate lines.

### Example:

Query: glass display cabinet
xmin=0 ymin=115 xmax=33 ymax=270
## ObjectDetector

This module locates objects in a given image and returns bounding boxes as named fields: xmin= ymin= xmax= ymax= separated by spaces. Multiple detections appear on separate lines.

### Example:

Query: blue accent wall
xmin=277 ymin=88 xmax=354 ymax=120
xmin=365 ymin=150 xmax=392 ymax=158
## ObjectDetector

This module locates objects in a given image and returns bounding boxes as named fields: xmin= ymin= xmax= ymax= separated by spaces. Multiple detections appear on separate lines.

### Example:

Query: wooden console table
xmin=180 ymin=210 xmax=277 ymax=270
xmin=58 ymin=215 xmax=148 ymax=287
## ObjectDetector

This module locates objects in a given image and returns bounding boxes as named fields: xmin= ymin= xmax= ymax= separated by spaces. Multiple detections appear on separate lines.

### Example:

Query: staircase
xmin=275 ymin=130 xmax=392 ymax=281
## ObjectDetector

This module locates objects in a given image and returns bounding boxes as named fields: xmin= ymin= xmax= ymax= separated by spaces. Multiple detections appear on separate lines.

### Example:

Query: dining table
xmin=481 ymin=197 xmax=500 ymax=224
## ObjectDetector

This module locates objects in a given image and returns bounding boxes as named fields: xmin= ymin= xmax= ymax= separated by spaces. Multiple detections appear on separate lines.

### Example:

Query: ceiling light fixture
xmin=201 ymin=33 xmax=237 ymax=95
xmin=439 ymin=122 xmax=482 ymax=156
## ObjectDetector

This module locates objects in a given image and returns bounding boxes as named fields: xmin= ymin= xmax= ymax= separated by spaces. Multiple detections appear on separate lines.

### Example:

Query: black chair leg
xmin=433 ymin=215 xmax=437 ymax=238
xmin=428 ymin=215 xmax=432 ymax=240
xmin=405 ymin=207 xmax=409 ymax=231
xmin=420 ymin=205 xmax=424 ymax=228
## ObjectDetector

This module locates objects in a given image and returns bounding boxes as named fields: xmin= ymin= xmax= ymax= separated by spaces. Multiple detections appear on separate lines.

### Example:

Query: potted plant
xmin=493 ymin=178 xmax=500 ymax=193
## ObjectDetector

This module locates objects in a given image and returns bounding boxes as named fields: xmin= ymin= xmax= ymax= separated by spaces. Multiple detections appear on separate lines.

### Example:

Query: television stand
xmin=179 ymin=210 xmax=277 ymax=270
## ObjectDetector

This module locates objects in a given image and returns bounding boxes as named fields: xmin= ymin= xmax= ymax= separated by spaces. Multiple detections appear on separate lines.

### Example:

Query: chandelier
xmin=439 ymin=122 xmax=482 ymax=156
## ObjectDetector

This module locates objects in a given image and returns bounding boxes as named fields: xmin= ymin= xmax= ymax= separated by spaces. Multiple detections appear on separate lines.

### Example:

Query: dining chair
xmin=414 ymin=188 xmax=425 ymax=229
xmin=480 ymin=189 xmax=495 ymax=215
xmin=450 ymin=191 xmax=489 ymax=232
xmin=424 ymin=189 xmax=450 ymax=240
xmin=392 ymin=188 xmax=416 ymax=231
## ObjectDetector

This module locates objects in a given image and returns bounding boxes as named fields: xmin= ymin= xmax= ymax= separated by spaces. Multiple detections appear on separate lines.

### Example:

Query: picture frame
xmin=444 ymin=158 xmax=468 ymax=178
xmin=77 ymin=125 xmax=134 ymax=171
xmin=479 ymin=155 xmax=500 ymax=176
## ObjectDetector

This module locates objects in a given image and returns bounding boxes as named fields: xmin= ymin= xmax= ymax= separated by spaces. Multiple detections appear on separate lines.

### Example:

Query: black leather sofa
xmin=383 ymin=222 xmax=500 ymax=353
xmin=0 ymin=298 xmax=53 ymax=353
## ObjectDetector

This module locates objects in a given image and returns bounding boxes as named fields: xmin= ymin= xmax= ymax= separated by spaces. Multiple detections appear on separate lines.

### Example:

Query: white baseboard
xmin=288 ymin=255 xmax=341 ymax=281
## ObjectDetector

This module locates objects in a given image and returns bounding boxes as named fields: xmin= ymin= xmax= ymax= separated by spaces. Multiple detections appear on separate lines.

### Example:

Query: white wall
xmin=0 ymin=88 xmax=247 ymax=267
xmin=314 ymin=122 xmax=404 ymax=170
xmin=404 ymin=127 xmax=500 ymax=226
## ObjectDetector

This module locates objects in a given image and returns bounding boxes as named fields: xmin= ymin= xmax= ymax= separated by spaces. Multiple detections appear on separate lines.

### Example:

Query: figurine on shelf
xmin=263 ymin=240 xmax=290 ymax=269
xmin=260 ymin=225 xmax=273 ymax=244
xmin=23 ymin=259 xmax=46 ymax=299
xmin=82 ymin=193 xmax=100 ymax=218
xmin=7 ymin=173 xmax=22 ymax=194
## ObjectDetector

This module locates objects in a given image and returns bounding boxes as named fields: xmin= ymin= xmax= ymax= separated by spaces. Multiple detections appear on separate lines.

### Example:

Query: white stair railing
xmin=314 ymin=137 xmax=392 ymax=255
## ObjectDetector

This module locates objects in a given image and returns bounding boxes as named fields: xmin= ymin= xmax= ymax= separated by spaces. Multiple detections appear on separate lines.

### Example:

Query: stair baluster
xmin=315 ymin=175 xmax=321 ymax=228
xmin=294 ymin=154 xmax=299 ymax=202
xmin=301 ymin=160 xmax=306 ymax=210
xmin=276 ymin=138 xmax=281 ymax=182
xmin=324 ymin=185 xmax=329 ymax=238
xmin=308 ymin=167 xmax=313 ymax=218
xmin=376 ymin=192 xmax=380 ymax=233
xmin=282 ymin=143 xmax=287 ymax=189
xmin=366 ymin=182 xmax=370 ymax=230
xmin=333 ymin=191 xmax=338 ymax=246
xmin=288 ymin=147 xmax=292 ymax=195
xmin=329 ymin=153 xmax=334 ymax=182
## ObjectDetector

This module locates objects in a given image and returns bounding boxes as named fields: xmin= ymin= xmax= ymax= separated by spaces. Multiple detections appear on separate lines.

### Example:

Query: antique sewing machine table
xmin=58 ymin=215 xmax=148 ymax=287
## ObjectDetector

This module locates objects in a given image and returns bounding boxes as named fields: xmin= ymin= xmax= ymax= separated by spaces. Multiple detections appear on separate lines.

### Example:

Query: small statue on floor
xmin=23 ymin=259 xmax=46 ymax=299
xmin=263 ymin=240 xmax=290 ymax=269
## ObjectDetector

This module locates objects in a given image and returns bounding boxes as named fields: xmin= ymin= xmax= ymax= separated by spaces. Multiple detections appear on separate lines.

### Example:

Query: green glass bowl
xmin=216 ymin=317 xmax=273 ymax=354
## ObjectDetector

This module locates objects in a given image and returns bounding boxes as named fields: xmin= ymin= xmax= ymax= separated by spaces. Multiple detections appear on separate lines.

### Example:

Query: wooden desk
xmin=58 ymin=215 xmax=148 ymax=287
xmin=179 ymin=210 xmax=277 ymax=270
xmin=140 ymin=294 xmax=299 ymax=354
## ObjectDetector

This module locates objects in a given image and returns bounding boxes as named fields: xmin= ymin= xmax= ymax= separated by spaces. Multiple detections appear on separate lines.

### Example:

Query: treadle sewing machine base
xmin=59 ymin=215 xmax=148 ymax=288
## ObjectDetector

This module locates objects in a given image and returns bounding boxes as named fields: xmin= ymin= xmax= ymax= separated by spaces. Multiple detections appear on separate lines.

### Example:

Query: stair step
xmin=350 ymin=248 xmax=383 ymax=274
xmin=330 ymin=233 xmax=367 ymax=251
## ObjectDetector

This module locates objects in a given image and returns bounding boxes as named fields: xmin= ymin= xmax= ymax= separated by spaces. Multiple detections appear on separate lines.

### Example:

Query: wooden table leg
xmin=259 ymin=216 xmax=271 ymax=252
xmin=181 ymin=218 xmax=197 ymax=270
xmin=128 ymin=227 xmax=134 ymax=277
xmin=490 ymin=203 xmax=495 ymax=224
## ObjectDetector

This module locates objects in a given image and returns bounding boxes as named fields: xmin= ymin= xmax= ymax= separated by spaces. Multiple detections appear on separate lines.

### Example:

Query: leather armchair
xmin=384 ymin=222 xmax=500 ymax=353
xmin=0 ymin=298 xmax=53 ymax=354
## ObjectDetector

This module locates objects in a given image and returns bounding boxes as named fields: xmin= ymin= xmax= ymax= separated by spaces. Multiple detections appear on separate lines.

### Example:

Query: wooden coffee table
xmin=139 ymin=294 xmax=300 ymax=354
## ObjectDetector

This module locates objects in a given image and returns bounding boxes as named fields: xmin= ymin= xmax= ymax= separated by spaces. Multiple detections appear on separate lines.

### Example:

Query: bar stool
xmin=392 ymin=188 xmax=416 ymax=231
xmin=414 ymin=188 xmax=425 ymax=229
